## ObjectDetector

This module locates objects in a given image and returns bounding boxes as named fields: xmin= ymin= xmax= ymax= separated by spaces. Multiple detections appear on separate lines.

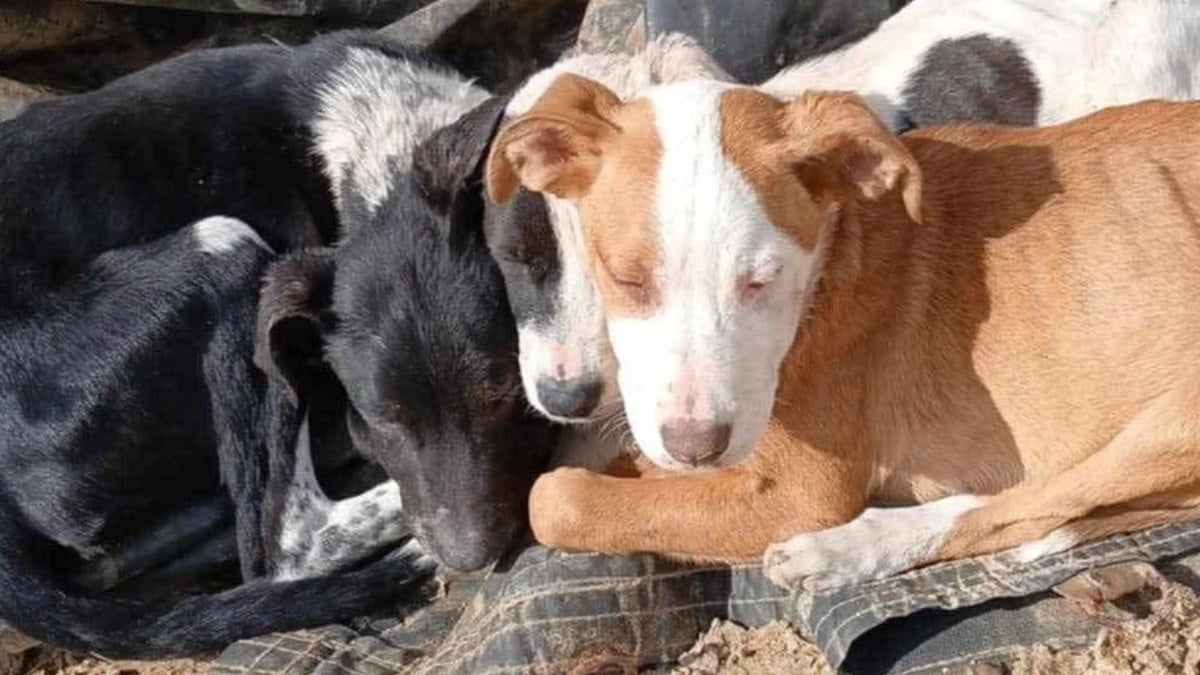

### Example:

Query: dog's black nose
xmin=536 ymin=377 xmax=603 ymax=420
xmin=660 ymin=420 xmax=731 ymax=466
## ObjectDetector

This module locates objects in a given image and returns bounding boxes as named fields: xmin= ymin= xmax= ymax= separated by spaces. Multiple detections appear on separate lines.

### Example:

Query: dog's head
xmin=486 ymin=75 xmax=921 ymax=471
xmin=257 ymin=98 xmax=557 ymax=572
xmin=431 ymin=94 xmax=614 ymax=425
xmin=441 ymin=36 xmax=732 ymax=425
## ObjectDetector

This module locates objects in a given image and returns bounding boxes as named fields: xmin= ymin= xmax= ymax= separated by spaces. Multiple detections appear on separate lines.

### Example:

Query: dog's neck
xmin=771 ymin=182 xmax=935 ymax=465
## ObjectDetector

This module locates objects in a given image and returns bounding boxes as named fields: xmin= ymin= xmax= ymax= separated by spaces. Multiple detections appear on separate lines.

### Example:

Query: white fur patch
xmin=607 ymin=81 xmax=811 ymax=471
xmin=1005 ymin=526 xmax=1082 ymax=564
xmin=760 ymin=0 xmax=1200 ymax=129
xmin=273 ymin=414 xmax=411 ymax=581
xmin=191 ymin=216 xmax=272 ymax=255
xmin=763 ymin=495 xmax=983 ymax=590
xmin=312 ymin=48 xmax=488 ymax=219
xmin=516 ymin=197 xmax=618 ymax=424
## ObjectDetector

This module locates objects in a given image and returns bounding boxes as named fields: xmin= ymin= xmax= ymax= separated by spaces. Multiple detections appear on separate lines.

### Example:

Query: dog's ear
xmin=784 ymin=91 xmax=923 ymax=223
xmin=414 ymin=95 xmax=512 ymax=212
xmin=485 ymin=73 xmax=621 ymax=204
xmin=255 ymin=249 xmax=336 ymax=405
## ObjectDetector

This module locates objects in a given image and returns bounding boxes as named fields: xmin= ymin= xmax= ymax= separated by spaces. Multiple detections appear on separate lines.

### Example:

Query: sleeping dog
xmin=472 ymin=34 xmax=731 ymax=429
xmin=489 ymin=74 xmax=1200 ymax=585
xmin=0 ymin=31 xmax=551 ymax=656
xmin=444 ymin=0 xmax=1200 ymax=439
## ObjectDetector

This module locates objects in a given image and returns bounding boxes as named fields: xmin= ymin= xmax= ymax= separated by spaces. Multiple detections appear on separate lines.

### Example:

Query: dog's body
xmin=0 ymin=31 xmax=550 ymax=656
xmin=762 ymin=0 xmax=1200 ymax=130
xmin=0 ymin=214 xmax=433 ymax=656
xmin=489 ymin=74 xmax=1200 ymax=587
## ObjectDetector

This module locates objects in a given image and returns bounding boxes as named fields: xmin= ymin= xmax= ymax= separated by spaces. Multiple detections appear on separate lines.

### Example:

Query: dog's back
xmin=853 ymin=100 xmax=1200 ymax=496
xmin=0 ymin=31 xmax=442 ymax=308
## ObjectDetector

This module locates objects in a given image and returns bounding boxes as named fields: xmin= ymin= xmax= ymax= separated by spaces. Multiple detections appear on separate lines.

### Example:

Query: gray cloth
xmin=209 ymin=520 xmax=1200 ymax=674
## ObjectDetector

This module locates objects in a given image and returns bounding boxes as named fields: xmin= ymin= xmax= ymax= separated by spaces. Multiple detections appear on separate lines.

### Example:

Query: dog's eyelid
xmin=742 ymin=257 xmax=784 ymax=286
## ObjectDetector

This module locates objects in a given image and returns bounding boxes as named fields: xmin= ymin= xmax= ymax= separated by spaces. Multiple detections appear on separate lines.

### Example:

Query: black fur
xmin=901 ymin=35 xmax=1042 ymax=127
xmin=0 ymin=31 xmax=499 ymax=657
xmin=260 ymin=93 xmax=559 ymax=571
xmin=0 ymin=224 xmax=432 ymax=658
xmin=417 ymin=95 xmax=565 ymax=333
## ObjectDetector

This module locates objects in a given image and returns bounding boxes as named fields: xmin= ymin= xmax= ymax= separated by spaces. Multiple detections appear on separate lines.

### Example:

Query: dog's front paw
xmin=529 ymin=467 xmax=600 ymax=550
xmin=762 ymin=533 xmax=851 ymax=592
xmin=762 ymin=517 xmax=900 ymax=591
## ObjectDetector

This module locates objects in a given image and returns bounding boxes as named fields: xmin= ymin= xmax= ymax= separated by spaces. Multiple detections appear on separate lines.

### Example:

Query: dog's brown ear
xmin=485 ymin=73 xmax=621 ymax=204
xmin=255 ymin=249 xmax=336 ymax=405
xmin=784 ymin=91 xmax=923 ymax=223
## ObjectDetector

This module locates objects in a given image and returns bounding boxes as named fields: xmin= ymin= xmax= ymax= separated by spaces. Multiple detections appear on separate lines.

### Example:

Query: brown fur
xmin=496 ymin=76 xmax=1200 ymax=569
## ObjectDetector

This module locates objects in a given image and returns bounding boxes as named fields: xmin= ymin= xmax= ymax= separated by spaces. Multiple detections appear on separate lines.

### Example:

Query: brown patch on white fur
xmin=577 ymin=97 xmax=662 ymax=317
xmin=487 ymin=74 xmax=664 ymax=317
xmin=486 ymin=74 xmax=621 ymax=203
xmin=717 ymin=88 xmax=822 ymax=251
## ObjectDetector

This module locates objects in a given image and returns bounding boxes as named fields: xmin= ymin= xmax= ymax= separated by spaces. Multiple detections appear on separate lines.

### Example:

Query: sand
xmin=1 ymin=648 xmax=206 ymax=675
xmin=663 ymin=573 xmax=1200 ymax=675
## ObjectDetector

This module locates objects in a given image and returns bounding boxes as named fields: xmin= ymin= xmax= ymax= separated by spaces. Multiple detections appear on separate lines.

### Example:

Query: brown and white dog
xmin=485 ymin=73 xmax=1200 ymax=590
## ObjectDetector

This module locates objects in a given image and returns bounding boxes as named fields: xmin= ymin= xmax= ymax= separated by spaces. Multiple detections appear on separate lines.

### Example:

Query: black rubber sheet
xmin=209 ymin=520 xmax=1200 ymax=674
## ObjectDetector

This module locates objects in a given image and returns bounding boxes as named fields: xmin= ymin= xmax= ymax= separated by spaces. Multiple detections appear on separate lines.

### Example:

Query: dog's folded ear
xmin=485 ymin=73 xmax=622 ymax=204
xmin=255 ymin=249 xmax=337 ymax=405
xmin=784 ymin=91 xmax=923 ymax=224
xmin=414 ymin=94 xmax=512 ymax=212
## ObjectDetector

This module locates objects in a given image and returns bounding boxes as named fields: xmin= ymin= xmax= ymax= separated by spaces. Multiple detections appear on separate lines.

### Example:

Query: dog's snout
xmin=659 ymin=420 xmax=731 ymax=466
xmin=431 ymin=529 xmax=493 ymax=572
xmin=536 ymin=376 xmax=603 ymax=420
xmin=414 ymin=516 xmax=517 ymax=572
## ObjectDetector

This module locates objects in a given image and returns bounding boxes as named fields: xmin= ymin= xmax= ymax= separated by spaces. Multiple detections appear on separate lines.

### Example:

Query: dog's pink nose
xmin=659 ymin=420 xmax=731 ymax=467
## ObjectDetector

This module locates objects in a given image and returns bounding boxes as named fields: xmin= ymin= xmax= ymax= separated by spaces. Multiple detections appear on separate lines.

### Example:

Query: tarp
xmin=209 ymin=520 xmax=1200 ymax=674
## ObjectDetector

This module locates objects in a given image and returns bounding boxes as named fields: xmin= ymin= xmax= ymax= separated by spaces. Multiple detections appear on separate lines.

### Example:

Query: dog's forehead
xmin=608 ymin=81 xmax=818 ymax=254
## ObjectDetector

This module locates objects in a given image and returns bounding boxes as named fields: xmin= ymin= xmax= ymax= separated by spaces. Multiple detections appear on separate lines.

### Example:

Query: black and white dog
xmin=0 ymin=31 xmax=553 ymax=657
xmin=761 ymin=0 xmax=1200 ymax=130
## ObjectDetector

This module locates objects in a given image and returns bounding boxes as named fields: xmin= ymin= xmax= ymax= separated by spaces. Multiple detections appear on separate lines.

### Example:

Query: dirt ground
xmin=666 ymin=620 xmax=832 ymax=675
xmin=0 ymin=650 xmax=206 ymax=675
xmin=664 ymin=576 xmax=1200 ymax=675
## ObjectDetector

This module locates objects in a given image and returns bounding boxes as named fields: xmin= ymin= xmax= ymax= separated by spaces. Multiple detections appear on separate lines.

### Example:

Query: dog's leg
xmin=271 ymin=415 xmax=414 ymax=581
xmin=764 ymin=377 xmax=1200 ymax=590
xmin=531 ymin=424 xmax=868 ymax=561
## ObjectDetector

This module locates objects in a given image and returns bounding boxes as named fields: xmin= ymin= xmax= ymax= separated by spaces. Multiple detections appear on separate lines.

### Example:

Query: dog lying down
xmin=438 ymin=0 xmax=1200 ymax=470
xmin=489 ymin=73 xmax=1200 ymax=587
xmin=0 ymin=31 xmax=554 ymax=657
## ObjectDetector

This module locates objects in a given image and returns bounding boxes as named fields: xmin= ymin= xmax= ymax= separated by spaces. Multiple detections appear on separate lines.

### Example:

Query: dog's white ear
xmin=485 ymin=73 xmax=621 ymax=204
xmin=784 ymin=91 xmax=923 ymax=223
xmin=255 ymin=250 xmax=336 ymax=405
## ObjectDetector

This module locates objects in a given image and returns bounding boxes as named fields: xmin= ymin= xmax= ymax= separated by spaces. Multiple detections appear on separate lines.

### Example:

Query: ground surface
xmin=1 ymin=651 xmax=206 ymax=675
xmin=6 ymin=578 xmax=1200 ymax=675
xmin=659 ymin=576 xmax=1200 ymax=675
